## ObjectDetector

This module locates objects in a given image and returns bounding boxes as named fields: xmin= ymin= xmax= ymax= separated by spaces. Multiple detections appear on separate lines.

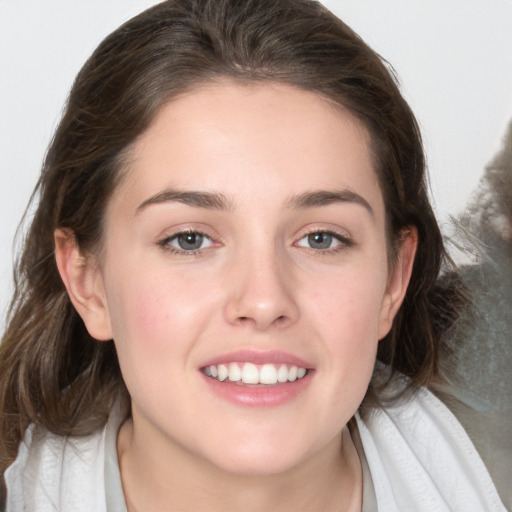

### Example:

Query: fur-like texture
xmin=434 ymin=121 xmax=512 ymax=508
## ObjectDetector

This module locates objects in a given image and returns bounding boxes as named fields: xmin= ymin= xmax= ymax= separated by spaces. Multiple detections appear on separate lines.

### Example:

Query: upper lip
xmin=199 ymin=349 xmax=313 ymax=369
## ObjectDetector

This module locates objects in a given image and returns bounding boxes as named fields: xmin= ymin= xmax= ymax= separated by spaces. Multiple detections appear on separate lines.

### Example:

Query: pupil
xmin=178 ymin=233 xmax=203 ymax=250
xmin=308 ymin=232 xmax=332 ymax=249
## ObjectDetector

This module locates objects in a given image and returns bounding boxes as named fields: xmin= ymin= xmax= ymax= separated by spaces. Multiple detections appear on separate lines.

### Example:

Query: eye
xmin=296 ymin=230 xmax=351 ymax=251
xmin=160 ymin=231 xmax=214 ymax=253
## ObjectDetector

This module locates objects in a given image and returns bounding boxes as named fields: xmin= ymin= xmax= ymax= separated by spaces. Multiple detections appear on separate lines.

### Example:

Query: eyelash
xmin=157 ymin=228 xmax=353 ymax=256
xmin=157 ymin=229 xmax=214 ymax=256
xmin=295 ymin=228 xmax=353 ymax=254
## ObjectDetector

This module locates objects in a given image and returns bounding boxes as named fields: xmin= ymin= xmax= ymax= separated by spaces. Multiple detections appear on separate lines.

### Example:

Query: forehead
xmin=112 ymin=81 xmax=383 ymax=217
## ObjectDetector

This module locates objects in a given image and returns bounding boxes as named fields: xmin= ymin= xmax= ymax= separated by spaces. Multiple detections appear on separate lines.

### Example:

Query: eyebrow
xmin=286 ymin=189 xmax=374 ymax=216
xmin=136 ymin=189 xmax=233 ymax=213
xmin=135 ymin=187 xmax=373 ymax=216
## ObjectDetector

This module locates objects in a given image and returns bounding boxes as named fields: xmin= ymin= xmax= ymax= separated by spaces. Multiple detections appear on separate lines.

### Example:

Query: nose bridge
xmin=224 ymin=240 xmax=299 ymax=330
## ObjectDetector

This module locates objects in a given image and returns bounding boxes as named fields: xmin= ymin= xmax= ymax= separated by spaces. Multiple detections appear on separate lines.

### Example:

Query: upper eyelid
xmin=294 ymin=225 xmax=352 ymax=240
xmin=161 ymin=231 xmax=215 ymax=248
xmin=294 ymin=227 xmax=354 ymax=250
xmin=157 ymin=225 xmax=217 ymax=242
xmin=163 ymin=231 xmax=212 ymax=242
xmin=157 ymin=230 xmax=216 ymax=256
xmin=164 ymin=228 xmax=210 ymax=238
xmin=155 ymin=224 xmax=352 ymax=245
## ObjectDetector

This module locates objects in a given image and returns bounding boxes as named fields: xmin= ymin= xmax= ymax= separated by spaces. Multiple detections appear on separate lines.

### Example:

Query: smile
xmin=199 ymin=350 xmax=314 ymax=406
xmin=202 ymin=362 xmax=308 ymax=385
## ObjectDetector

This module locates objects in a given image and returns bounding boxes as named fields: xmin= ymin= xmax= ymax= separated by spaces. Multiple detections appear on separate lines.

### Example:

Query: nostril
xmin=273 ymin=315 xmax=289 ymax=327
xmin=236 ymin=316 xmax=253 ymax=325
xmin=234 ymin=314 xmax=288 ymax=328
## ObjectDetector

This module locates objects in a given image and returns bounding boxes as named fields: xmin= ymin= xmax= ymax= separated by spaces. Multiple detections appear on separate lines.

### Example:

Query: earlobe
xmin=377 ymin=227 xmax=418 ymax=340
xmin=54 ymin=228 xmax=113 ymax=341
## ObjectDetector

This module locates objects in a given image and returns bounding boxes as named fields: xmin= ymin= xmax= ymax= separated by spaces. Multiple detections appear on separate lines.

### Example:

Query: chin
xmin=200 ymin=434 xmax=320 ymax=477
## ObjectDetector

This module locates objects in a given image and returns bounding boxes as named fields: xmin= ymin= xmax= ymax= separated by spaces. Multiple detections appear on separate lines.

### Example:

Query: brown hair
xmin=0 ymin=0 xmax=457 ymax=490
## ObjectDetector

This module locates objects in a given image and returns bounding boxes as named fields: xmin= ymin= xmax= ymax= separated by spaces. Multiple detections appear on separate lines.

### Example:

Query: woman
xmin=0 ymin=0 xmax=505 ymax=510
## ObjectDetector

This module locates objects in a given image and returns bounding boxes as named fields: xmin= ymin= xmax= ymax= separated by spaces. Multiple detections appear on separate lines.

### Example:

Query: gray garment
xmin=104 ymin=405 xmax=127 ymax=512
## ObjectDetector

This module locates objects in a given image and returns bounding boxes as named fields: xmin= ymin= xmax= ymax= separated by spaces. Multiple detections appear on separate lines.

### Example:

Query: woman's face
xmin=90 ymin=82 xmax=413 ymax=474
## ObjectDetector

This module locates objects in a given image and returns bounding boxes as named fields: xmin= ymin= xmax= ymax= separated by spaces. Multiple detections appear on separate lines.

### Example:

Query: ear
xmin=54 ymin=228 xmax=112 ymax=341
xmin=377 ymin=227 xmax=418 ymax=340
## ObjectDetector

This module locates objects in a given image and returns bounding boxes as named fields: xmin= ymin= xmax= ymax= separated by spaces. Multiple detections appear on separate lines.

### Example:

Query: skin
xmin=55 ymin=82 xmax=416 ymax=511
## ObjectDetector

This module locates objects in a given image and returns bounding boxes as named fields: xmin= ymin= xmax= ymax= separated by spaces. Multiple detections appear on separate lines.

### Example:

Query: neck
xmin=117 ymin=418 xmax=362 ymax=512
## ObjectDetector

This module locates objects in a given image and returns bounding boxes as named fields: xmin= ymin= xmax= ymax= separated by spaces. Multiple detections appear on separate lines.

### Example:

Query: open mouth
xmin=202 ymin=362 xmax=308 ymax=385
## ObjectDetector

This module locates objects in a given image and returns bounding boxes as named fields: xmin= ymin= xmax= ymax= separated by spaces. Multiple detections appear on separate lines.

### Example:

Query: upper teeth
xmin=204 ymin=362 xmax=307 ymax=385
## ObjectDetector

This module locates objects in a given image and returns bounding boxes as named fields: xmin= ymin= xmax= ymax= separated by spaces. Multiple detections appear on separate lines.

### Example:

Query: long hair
xmin=0 ymin=0 xmax=458 ymax=487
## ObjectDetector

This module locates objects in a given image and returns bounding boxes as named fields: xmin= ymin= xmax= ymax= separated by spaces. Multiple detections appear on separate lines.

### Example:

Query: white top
xmin=4 ymin=387 xmax=507 ymax=512
xmin=355 ymin=387 xmax=507 ymax=511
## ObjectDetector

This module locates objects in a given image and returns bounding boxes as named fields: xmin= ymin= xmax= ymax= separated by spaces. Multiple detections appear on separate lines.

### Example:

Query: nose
xmin=223 ymin=248 xmax=300 ymax=331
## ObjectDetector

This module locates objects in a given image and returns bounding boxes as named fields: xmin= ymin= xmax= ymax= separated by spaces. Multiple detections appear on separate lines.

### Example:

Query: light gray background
xmin=1 ymin=0 xmax=512 ymax=331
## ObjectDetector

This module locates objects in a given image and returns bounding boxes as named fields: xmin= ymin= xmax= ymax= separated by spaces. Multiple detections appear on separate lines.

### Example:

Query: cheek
xmin=108 ymin=261 xmax=206 ymax=332
xmin=295 ymin=275 xmax=384 ymax=441
xmin=307 ymin=266 xmax=387 ymax=341
xmin=108 ymin=277 xmax=169 ymax=348
xmin=304 ymin=264 xmax=387 ymax=387
xmin=319 ymin=288 xmax=381 ymax=376
xmin=104 ymin=272 xmax=212 ymax=408
xmin=105 ymin=267 xmax=218 ymax=374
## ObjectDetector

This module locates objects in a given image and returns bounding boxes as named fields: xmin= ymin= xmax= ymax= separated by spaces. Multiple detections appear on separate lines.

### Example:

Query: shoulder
xmin=356 ymin=386 xmax=507 ymax=512
xmin=4 ymin=423 xmax=108 ymax=512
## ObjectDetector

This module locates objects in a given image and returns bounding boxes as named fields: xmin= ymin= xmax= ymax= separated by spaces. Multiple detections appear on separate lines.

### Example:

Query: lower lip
xmin=200 ymin=371 xmax=314 ymax=407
